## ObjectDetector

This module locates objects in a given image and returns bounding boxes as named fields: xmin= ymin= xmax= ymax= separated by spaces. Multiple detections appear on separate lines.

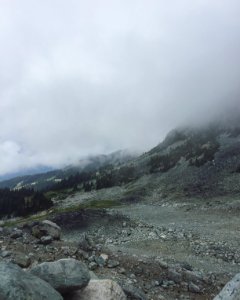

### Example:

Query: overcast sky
xmin=0 ymin=0 xmax=240 ymax=175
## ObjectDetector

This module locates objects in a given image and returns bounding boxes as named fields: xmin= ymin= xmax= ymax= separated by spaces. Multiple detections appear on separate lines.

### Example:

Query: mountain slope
xmin=0 ymin=149 xmax=137 ymax=190
xmin=123 ymin=122 xmax=240 ymax=199
xmin=1 ymin=119 xmax=240 ymax=199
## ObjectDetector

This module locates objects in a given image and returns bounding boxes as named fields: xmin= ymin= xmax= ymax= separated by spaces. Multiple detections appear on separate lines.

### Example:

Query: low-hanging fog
xmin=0 ymin=0 xmax=240 ymax=176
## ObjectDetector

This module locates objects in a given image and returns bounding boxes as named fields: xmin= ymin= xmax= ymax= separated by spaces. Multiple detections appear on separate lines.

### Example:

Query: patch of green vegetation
xmin=3 ymin=211 xmax=51 ymax=227
xmin=125 ymin=186 xmax=146 ymax=196
xmin=83 ymin=199 xmax=120 ymax=209
xmin=3 ymin=199 xmax=120 ymax=227
xmin=123 ymin=185 xmax=147 ymax=202
xmin=52 ymin=199 xmax=120 ymax=214
xmin=44 ymin=191 xmax=60 ymax=199
xmin=44 ymin=189 xmax=74 ymax=200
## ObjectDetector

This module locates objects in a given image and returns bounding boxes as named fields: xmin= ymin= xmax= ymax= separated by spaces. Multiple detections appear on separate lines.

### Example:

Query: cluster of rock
xmin=0 ymin=218 xmax=239 ymax=299
xmin=86 ymin=249 xmax=206 ymax=295
xmin=0 ymin=220 xmax=63 ymax=268
xmin=0 ymin=220 xmax=147 ymax=299
xmin=0 ymin=258 xmax=127 ymax=300
xmin=61 ymin=218 xmax=240 ymax=299
xmin=88 ymin=218 xmax=240 ymax=272
xmin=192 ymin=240 xmax=240 ymax=264
xmin=0 ymin=220 xmax=128 ymax=299
xmin=31 ymin=220 xmax=61 ymax=244
xmin=165 ymin=264 xmax=210 ymax=294
xmin=2 ymin=219 xmax=61 ymax=246
xmin=92 ymin=220 xmax=195 ymax=246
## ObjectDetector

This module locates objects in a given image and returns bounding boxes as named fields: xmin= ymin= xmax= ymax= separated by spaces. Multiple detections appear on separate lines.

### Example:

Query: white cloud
xmin=0 ymin=0 xmax=239 ymax=175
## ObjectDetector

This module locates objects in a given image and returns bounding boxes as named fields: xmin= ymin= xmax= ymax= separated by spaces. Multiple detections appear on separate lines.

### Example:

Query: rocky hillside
xmin=123 ymin=121 xmax=240 ymax=200
xmin=1 ymin=120 xmax=240 ymax=203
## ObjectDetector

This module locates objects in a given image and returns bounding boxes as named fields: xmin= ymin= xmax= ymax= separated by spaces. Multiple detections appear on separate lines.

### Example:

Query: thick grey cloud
xmin=0 ymin=0 xmax=240 ymax=175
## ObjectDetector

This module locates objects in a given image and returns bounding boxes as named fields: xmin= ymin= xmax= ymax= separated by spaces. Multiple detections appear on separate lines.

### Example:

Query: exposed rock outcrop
xmin=29 ymin=258 xmax=90 ymax=294
xmin=0 ymin=261 xmax=63 ymax=300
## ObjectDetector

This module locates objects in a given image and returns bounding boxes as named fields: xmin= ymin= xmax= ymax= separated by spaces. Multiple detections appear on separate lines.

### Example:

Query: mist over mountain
xmin=0 ymin=0 xmax=240 ymax=177
xmin=0 ymin=106 xmax=239 ymax=183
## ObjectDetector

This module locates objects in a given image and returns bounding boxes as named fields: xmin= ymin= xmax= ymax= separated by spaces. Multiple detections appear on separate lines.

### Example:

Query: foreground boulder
xmin=214 ymin=273 xmax=240 ymax=300
xmin=0 ymin=261 xmax=63 ymax=300
xmin=66 ymin=279 xmax=127 ymax=300
xmin=32 ymin=220 xmax=61 ymax=240
xmin=29 ymin=258 xmax=90 ymax=294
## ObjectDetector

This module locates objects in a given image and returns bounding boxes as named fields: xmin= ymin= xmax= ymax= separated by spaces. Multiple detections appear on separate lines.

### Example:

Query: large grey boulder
xmin=66 ymin=279 xmax=127 ymax=300
xmin=214 ymin=273 xmax=240 ymax=300
xmin=0 ymin=261 xmax=63 ymax=300
xmin=32 ymin=220 xmax=61 ymax=240
xmin=29 ymin=258 xmax=90 ymax=294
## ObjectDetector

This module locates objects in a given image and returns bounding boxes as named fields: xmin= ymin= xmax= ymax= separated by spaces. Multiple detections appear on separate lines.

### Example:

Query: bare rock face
xmin=0 ymin=261 xmax=63 ymax=300
xmin=31 ymin=220 xmax=61 ymax=240
xmin=214 ymin=273 xmax=240 ymax=300
xmin=67 ymin=279 xmax=127 ymax=300
xmin=29 ymin=258 xmax=90 ymax=294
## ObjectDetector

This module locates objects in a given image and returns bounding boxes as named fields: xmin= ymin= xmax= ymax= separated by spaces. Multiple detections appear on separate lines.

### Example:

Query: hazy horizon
xmin=0 ymin=0 xmax=240 ymax=176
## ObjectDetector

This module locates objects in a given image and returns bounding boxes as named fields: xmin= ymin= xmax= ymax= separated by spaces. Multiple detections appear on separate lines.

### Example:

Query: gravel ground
xmin=60 ymin=196 xmax=240 ymax=299
xmin=111 ymin=199 xmax=240 ymax=273
xmin=2 ymin=195 xmax=239 ymax=300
